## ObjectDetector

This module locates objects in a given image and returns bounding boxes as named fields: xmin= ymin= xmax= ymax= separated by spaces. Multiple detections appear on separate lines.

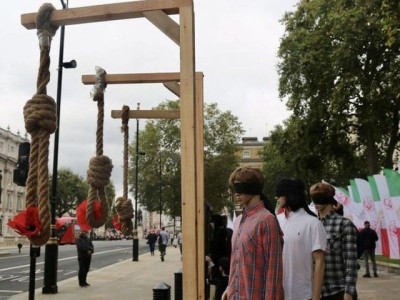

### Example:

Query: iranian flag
xmin=370 ymin=169 xmax=400 ymax=259
xmin=351 ymin=178 xmax=383 ymax=255
xmin=368 ymin=175 xmax=388 ymax=256
xmin=332 ymin=185 xmax=363 ymax=228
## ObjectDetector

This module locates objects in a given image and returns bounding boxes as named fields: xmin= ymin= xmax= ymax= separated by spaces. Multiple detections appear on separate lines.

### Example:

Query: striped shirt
xmin=320 ymin=212 xmax=358 ymax=297
xmin=227 ymin=201 xmax=284 ymax=300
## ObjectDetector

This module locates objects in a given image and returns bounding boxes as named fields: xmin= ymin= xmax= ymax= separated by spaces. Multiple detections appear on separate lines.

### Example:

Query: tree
xmin=278 ymin=0 xmax=400 ymax=174
xmin=130 ymin=100 xmax=243 ymax=217
xmin=51 ymin=168 xmax=89 ymax=217
xmin=261 ymin=118 xmax=366 ymax=201
xmin=50 ymin=168 xmax=116 ymax=220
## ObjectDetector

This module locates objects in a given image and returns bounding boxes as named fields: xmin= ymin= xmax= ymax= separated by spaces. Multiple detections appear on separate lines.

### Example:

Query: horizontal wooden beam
xmin=143 ymin=10 xmax=180 ymax=45
xmin=82 ymin=72 xmax=180 ymax=85
xmin=21 ymin=0 xmax=192 ymax=29
xmin=82 ymin=72 xmax=203 ymax=85
xmin=111 ymin=109 xmax=180 ymax=119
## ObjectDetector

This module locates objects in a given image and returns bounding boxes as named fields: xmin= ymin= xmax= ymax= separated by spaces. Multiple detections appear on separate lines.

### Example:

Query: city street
xmin=0 ymin=239 xmax=147 ymax=299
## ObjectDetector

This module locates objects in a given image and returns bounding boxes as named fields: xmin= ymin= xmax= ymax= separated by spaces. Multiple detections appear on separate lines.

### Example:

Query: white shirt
xmin=277 ymin=208 xmax=327 ymax=300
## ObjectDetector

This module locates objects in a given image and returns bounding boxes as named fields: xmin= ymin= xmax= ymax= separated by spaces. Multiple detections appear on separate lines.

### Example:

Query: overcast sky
xmin=0 ymin=0 xmax=298 ymax=197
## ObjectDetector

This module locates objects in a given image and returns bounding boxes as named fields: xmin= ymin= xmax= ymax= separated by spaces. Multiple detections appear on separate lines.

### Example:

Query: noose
xmin=86 ymin=67 xmax=113 ymax=228
xmin=115 ymin=105 xmax=134 ymax=236
xmin=23 ymin=4 xmax=59 ymax=246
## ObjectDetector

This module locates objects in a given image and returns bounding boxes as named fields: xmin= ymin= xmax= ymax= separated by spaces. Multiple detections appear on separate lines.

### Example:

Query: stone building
xmin=236 ymin=136 xmax=269 ymax=169
xmin=0 ymin=126 xmax=29 ymax=240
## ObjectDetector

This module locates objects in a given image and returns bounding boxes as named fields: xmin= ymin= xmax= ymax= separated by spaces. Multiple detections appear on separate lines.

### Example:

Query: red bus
xmin=56 ymin=217 xmax=80 ymax=245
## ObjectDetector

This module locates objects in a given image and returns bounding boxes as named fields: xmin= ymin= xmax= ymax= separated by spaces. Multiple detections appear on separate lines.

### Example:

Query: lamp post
xmin=159 ymin=153 xmax=162 ymax=228
xmin=133 ymin=103 xmax=145 ymax=261
xmin=43 ymin=0 xmax=77 ymax=294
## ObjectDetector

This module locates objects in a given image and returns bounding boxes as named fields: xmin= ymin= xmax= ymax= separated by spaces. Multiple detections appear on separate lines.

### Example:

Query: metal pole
xmin=29 ymin=245 xmax=41 ymax=300
xmin=42 ymin=0 xmax=67 ymax=293
xmin=159 ymin=153 xmax=162 ymax=228
xmin=133 ymin=111 xmax=140 ymax=261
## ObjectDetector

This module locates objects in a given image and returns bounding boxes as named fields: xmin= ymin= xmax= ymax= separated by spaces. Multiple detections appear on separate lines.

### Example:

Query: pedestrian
xmin=177 ymin=230 xmax=183 ymax=256
xmin=76 ymin=229 xmax=94 ymax=287
xmin=275 ymin=178 xmax=326 ymax=300
xmin=170 ymin=230 xmax=174 ymax=246
xmin=310 ymin=182 xmax=358 ymax=300
xmin=222 ymin=166 xmax=284 ymax=300
xmin=158 ymin=226 xmax=169 ymax=261
xmin=359 ymin=220 xmax=379 ymax=278
xmin=215 ymin=257 xmax=230 ymax=300
xmin=146 ymin=229 xmax=158 ymax=256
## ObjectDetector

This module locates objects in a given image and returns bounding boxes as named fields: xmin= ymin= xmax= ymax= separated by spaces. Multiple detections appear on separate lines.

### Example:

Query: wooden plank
xmin=143 ymin=10 xmax=180 ymax=45
xmin=21 ymin=0 xmax=192 ymax=29
xmin=195 ymin=74 xmax=206 ymax=300
xmin=82 ymin=72 xmax=203 ymax=85
xmin=82 ymin=72 xmax=181 ymax=85
xmin=111 ymin=110 xmax=179 ymax=119
xmin=163 ymin=81 xmax=180 ymax=97
xmin=179 ymin=4 xmax=200 ymax=300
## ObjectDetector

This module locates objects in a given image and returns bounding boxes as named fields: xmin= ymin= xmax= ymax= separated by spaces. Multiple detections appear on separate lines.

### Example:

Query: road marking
xmin=0 ymin=289 xmax=23 ymax=293
xmin=0 ymin=247 xmax=130 ymax=272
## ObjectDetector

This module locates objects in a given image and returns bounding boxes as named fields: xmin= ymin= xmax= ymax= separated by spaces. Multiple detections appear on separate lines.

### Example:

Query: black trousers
xmin=78 ymin=256 xmax=92 ymax=285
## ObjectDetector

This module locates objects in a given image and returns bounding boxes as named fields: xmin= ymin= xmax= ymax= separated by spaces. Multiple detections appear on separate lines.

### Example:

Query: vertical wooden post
xmin=179 ymin=3 xmax=200 ymax=299
xmin=195 ymin=74 xmax=205 ymax=299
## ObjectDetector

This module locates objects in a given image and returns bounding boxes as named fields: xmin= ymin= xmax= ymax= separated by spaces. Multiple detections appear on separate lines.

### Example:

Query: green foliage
xmin=50 ymin=168 xmax=116 ymax=220
xmin=50 ymin=168 xmax=89 ymax=217
xmin=278 ymin=0 xmax=400 ymax=174
xmin=130 ymin=100 xmax=243 ymax=218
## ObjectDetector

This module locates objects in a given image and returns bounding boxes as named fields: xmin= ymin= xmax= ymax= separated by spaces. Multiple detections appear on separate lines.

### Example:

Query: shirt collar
xmin=319 ymin=210 xmax=335 ymax=221
xmin=242 ymin=201 xmax=264 ymax=217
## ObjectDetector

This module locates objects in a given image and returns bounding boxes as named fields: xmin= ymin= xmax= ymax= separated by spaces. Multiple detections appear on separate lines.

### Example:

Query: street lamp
xmin=159 ymin=153 xmax=162 ymax=228
xmin=43 ymin=0 xmax=77 ymax=294
xmin=133 ymin=103 xmax=145 ymax=261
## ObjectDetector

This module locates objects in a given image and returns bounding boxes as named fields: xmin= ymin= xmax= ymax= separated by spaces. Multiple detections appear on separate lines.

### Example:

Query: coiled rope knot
xmin=87 ymin=155 xmax=113 ymax=189
xmin=115 ymin=197 xmax=134 ymax=236
xmin=116 ymin=197 xmax=134 ymax=221
xmin=36 ymin=3 xmax=59 ymax=49
xmin=23 ymin=94 xmax=57 ymax=134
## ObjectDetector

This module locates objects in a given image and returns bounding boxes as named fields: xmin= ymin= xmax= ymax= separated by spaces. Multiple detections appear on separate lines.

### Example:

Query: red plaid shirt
xmin=227 ymin=201 xmax=284 ymax=300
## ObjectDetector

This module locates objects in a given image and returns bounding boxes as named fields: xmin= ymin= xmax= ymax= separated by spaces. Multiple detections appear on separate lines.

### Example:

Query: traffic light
xmin=13 ymin=142 xmax=30 ymax=187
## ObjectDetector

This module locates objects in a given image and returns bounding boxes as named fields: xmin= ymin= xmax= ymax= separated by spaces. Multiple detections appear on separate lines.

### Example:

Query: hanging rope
xmin=86 ymin=66 xmax=113 ymax=228
xmin=115 ymin=105 xmax=134 ymax=236
xmin=21 ymin=4 xmax=59 ymax=246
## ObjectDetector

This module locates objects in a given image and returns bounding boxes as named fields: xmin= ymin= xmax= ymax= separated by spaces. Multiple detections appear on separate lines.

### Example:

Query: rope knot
xmin=36 ymin=3 xmax=59 ymax=49
xmin=90 ymin=66 xmax=107 ymax=102
xmin=23 ymin=94 xmax=57 ymax=134
xmin=87 ymin=155 xmax=113 ymax=188
xmin=116 ymin=197 xmax=134 ymax=221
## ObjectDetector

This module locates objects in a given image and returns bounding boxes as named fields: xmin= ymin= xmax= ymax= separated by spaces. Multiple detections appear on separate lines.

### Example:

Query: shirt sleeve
xmin=262 ymin=215 xmax=284 ymax=300
xmin=311 ymin=220 xmax=327 ymax=252
xmin=342 ymin=220 xmax=358 ymax=295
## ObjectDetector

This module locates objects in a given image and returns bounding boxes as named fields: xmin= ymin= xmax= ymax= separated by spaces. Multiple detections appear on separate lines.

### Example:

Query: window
xmin=242 ymin=150 xmax=250 ymax=158
xmin=0 ymin=142 xmax=3 ymax=154
xmin=8 ymin=144 xmax=15 ymax=155
xmin=7 ymin=193 xmax=12 ymax=210
xmin=17 ymin=194 xmax=23 ymax=211
xmin=7 ymin=219 xmax=12 ymax=235
xmin=0 ymin=218 xmax=2 ymax=236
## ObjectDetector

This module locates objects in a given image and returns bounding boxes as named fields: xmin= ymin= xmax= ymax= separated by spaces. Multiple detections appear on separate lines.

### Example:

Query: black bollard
xmin=17 ymin=243 xmax=23 ymax=254
xmin=174 ymin=269 xmax=182 ymax=300
xmin=153 ymin=282 xmax=171 ymax=300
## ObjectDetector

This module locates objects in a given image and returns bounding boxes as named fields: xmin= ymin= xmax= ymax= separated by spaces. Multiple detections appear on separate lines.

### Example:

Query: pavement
xmin=8 ymin=245 xmax=182 ymax=300
xmin=3 ymin=245 xmax=400 ymax=300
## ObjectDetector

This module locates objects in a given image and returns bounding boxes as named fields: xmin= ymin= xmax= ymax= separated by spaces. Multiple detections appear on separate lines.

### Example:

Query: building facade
xmin=236 ymin=136 xmax=268 ymax=169
xmin=0 ymin=126 xmax=29 ymax=238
